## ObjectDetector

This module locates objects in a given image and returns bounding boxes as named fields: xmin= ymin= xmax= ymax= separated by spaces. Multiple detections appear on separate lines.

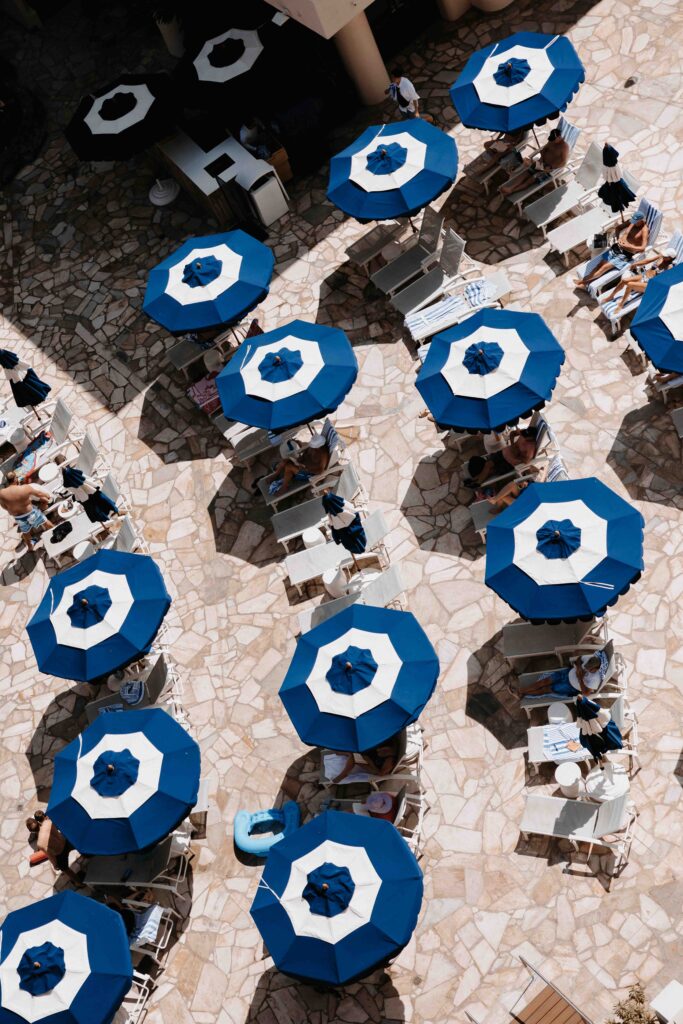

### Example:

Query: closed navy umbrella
xmin=0 ymin=349 xmax=51 ymax=408
xmin=322 ymin=492 xmax=366 ymax=568
xmin=597 ymin=144 xmax=636 ymax=220
xmin=61 ymin=467 xmax=119 ymax=524
xmin=575 ymin=693 xmax=623 ymax=761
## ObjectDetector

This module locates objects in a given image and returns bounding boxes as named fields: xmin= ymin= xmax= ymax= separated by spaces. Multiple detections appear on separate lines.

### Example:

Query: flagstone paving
xmin=1 ymin=0 xmax=683 ymax=1022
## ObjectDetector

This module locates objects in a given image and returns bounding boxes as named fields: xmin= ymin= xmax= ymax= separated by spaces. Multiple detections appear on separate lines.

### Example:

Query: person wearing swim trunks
xmin=0 ymin=479 xmax=53 ymax=550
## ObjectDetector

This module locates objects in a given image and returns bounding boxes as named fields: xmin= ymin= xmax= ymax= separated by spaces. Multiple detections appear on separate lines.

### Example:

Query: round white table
xmin=547 ymin=701 xmax=573 ymax=724
xmin=554 ymin=761 xmax=582 ymax=798
xmin=322 ymin=566 xmax=347 ymax=598
xmin=302 ymin=527 xmax=325 ymax=549
xmin=584 ymin=762 xmax=629 ymax=802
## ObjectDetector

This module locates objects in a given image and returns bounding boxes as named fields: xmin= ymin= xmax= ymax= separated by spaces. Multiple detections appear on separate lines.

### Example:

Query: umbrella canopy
xmin=143 ymin=230 xmax=274 ymax=335
xmin=575 ymin=694 xmax=623 ymax=760
xmin=328 ymin=120 xmax=458 ymax=222
xmin=322 ymin=493 xmax=367 ymax=555
xmin=0 ymin=891 xmax=132 ymax=1024
xmin=26 ymin=549 xmax=171 ymax=682
xmin=597 ymin=143 xmax=636 ymax=215
xmin=250 ymin=810 xmax=423 ymax=986
xmin=48 ymin=708 xmax=200 ymax=855
xmin=451 ymin=32 xmax=584 ymax=133
xmin=0 ymin=350 xmax=51 ymax=409
xmin=217 ymin=320 xmax=357 ymax=430
xmin=485 ymin=478 xmax=644 ymax=622
xmin=630 ymin=263 xmax=683 ymax=373
xmin=64 ymin=74 xmax=173 ymax=162
xmin=416 ymin=308 xmax=564 ymax=432
xmin=279 ymin=604 xmax=439 ymax=751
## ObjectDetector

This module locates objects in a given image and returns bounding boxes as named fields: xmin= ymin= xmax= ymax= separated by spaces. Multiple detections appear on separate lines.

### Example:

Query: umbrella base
xmin=149 ymin=178 xmax=180 ymax=206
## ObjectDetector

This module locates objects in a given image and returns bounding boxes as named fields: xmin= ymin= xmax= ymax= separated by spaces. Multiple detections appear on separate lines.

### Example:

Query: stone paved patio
xmin=1 ymin=0 xmax=683 ymax=1021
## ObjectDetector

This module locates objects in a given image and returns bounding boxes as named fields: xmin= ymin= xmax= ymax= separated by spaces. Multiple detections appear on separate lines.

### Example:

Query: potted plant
xmin=607 ymin=985 xmax=658 ymax=1024
xmin=144 ymin=1 xmax=186 ymax=57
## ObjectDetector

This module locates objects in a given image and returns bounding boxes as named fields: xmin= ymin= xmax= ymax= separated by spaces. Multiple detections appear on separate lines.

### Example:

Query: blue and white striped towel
xmin=543 ymin=723 xmax=586 ymax=762
xmin=464 ymin=278 xmax=494 ymax=308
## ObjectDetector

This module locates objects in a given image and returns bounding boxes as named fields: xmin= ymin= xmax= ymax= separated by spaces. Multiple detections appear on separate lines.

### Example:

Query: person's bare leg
xmin=500 ymin=170 xmax=533 ymax=195
xmin=574 ymin=260 xmax=613 ymax=289
xmin=277 ymin=462 xmax=298 ymax=495
xmin=517 ymin=675 xmax=554 ymax=695
xmin=613 ymin=281 xmax=643 ymax=312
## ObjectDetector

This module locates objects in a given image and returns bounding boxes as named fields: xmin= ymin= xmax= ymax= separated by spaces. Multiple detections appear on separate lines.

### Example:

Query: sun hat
xmin=309 ymin=433 xmax=326 ymax=448
xmin=663 ymin=247 xmax=677 ymax=259
xmin=630 ymin=210 xmax=645 ymax=222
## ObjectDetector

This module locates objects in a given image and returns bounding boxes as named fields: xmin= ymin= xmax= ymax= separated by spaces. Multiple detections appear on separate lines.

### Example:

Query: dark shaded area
xmin=137 ymin=377 xmax=228 ymax=463
xmin=607 ymin=400 xmax=683 ymax=509
xmin=246 ymin=964 xmax=406 ymax=1023
xmin=26 ymin=683 xmax=92 ymax=800
xmin=207 ymin=463 xmax=285 ymax=567
xmin=466 ymin=635 xmax=526 ymax=750
xmin=0 ymin=57 xmax=47 ymax=188
xmin=401 ymin=445 xmax=484 ymax=560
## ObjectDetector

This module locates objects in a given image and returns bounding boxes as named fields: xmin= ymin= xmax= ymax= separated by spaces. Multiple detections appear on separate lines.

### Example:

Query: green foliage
xmin=607 ymin=985 xmax=658 ymax=1024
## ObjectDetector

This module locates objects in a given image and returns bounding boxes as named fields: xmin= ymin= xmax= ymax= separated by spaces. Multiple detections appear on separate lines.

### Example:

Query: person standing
xmin=387 ymin=68 xmax=420 ymax=120
xmin=0 ymin=479 xmax=53 ymax=551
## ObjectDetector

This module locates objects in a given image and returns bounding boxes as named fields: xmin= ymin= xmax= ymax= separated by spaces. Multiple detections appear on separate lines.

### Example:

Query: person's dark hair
xmin=521 ymin=425 xmax=538 ymax=439
xmin=33 ymin=810 xmax=46 ymax=823
xmin=548 ymin=128 xmax=561 ymax=141
xmin=391 ymin=67 xmax=403 ymax=79
xmin=26 ymin=817 xmax=39 ymax=833
xmin=467 ymin=455 xmax=487 ymax=478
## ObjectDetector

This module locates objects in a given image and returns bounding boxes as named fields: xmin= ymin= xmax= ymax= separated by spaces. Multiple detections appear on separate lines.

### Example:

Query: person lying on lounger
xmin=574 ymin=211 xmax=649 ymax=289
xmin=499 ymin=128 xmax=569 ymax=196
xmin=463 ymin=425 xmax=539 ymax=489
xmin=513 ymin=652 xmax=608 ymax=698
xmin=483 ymin=127 xmax=529 ymax=163
xmin=602 ymin=247 xmax=677 ymax=312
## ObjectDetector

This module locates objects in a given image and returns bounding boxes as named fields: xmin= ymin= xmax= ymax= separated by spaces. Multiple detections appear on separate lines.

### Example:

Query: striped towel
xmin=464 ymin=278 xmax=494 ymax=307
xmin=405 ymin=295 xmax=467 ymax=339
xmin=543 ymin=723 xmax=586 ymax=762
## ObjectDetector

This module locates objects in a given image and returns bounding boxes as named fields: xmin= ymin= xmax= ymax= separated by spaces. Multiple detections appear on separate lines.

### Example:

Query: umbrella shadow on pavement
xmin=207 ymin=466 xmax=283 ymax=568
xmin=607 ymin=401 xmax=683 ymax=508
xmin=138 ymin=378 xmax=229 ymax=465
xmin=314 ymin=263 xmax=403 ymax=350
xmin=246 ymin=964 xmax=406 ymax=1023
xmin=401 ymin=447 xmax=484 ymax=560
xmin=26 ymin=683 xmax=92 ymax=801
xmin=466 ymin=635 xmax=527 ymax=750
xmin=440 ymin=177 xmax=538 ymax=268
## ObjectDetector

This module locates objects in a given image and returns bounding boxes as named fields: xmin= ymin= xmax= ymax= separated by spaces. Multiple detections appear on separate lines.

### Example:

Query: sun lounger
xmin=650 ymin=981 xmax=683 ymax=1023
xmin=226 ymin=424 xmax=299 ymax=466
xmin=370 ymin=206 xmax=444 ymax=295
xmin=520 ymin=792 xmax=635 ymax=875
xmin=407 ymin=270 xmax=511 ymax=344
xmin=574 ymin=192 xmax=657 ymax=298
xmin=271 ymin=462 xmax=363 ymax=552
xmin=546 ymin=204 xmax=620 ymax=266
xmin=390 ymin=229 xmax=478 ymax=317
xmin=284 ymin=509 xmax=388 ymax=595
xmin=518 ymin=640 xmax=619 ymax=717
xmin=503 ymin=117 xmax=581 ymax=213
xmin=296 ymin=563 xmax=406 ymax=633
xmin=523 ymin=142 xmax=603 ymax=236
xmin=647 ymin=368 xmax=683 ymax=404
xmin=502 ymin=617 xmax=607 ymax=668
xmin=600 ymin=227 xmax=683 ymax=335
xmin=346 ymin=220 xmax=409 ymax=275
xmin=258 ymin=419 xmax=346 ymax=510
xmin=527 ymin=719 xmax=592 ymax=773
xmin=464 ymin=128 xmax=547 ymax=195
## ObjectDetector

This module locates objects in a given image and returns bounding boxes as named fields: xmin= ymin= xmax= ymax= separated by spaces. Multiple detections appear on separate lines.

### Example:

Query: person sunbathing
xmin=499 ymin=128 xmax=569 ymax=196
xmin=483 ymin=127 xmax=529 ymax=163
xmin=463 ymin=426 xmax=539 ymax=488
xmin=574 ymin=211 xmax=649 ymax=289
xmin=267 ymin=434 xmax=330 ymax=495
xmin=330 ymin=736 xmax=401 ymax=784
xmin=513 ymin=652 xmax=608 ymax=698
xmin=602 ymin=248 xmax=677 ymax=312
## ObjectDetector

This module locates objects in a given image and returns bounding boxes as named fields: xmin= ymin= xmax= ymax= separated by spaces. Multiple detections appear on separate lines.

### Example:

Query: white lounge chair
xmin=390 ymin=229 xmax=478 ymax=317
xmin=284 ymin=509 xmax=388 ymax=595
xmin=520 ymin=792 xmax=635 ymax=876
xmin=271 ymin=462 xmax=363 ymax=551
xmin=523 ymin=142 xmax=603 ymax=236
xmin=258 ymin=419 xmax=346 ymax=510
xmin=546 ymin=203 xmax=620 ymax=267
xmin=502 ymin=117 xmax=582 ymax=213
xmin=1 ymin=398 xmax=81 ymax=480
xmin=296 ymin=563 xmax=405 ymax=633
xmin=370 ymin=206 xmax=445 ymax=295
xmin=317 ymin=722 xmax=423 ymax=789
xmin=518 ymin=640 xmax=620 ymax=718
xmin=470 ymin=454 xmax=569 ymax=542
xmin=600 ymin=227 xmax=683 ymax=335
xmin=576 ymin=195 xmax=662 ymax=299
xmin=464 ymin=126 xmax=543 ymax=195
xmin=502 ymin=617 xmax=608 ymax=669
xmin=407 ymin=270 xmax=511 ymax=344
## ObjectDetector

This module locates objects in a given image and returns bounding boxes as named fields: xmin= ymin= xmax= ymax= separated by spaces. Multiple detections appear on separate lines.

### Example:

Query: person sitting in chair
xmin=483 ymin=127 xmax=529 ymax=164
xmin=267 ymin=434 xmax=330 ymax=496
xmin=513 ymin=652 xmax=608 ymax=698
xmin=499 ymin=128 xmax=569 ymax=196
xmin=574 ymin=210 xmax=650 ymax=289
xmin=602 ymin=247 xmax=677 ymax=312
xmin=463 ymin=425 xmax=540 ymax=489
xmin=331 ymin=735 xmax=402 ymax=784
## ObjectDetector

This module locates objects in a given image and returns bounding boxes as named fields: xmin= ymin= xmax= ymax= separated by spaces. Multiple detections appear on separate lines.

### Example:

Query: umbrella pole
xmin=531 ymin=125 xmax=541 ymax=150
xmin=408 ymin=216 xmax=417 ymax=234
xmin=351 ymin=553 xmax=360 ymax=573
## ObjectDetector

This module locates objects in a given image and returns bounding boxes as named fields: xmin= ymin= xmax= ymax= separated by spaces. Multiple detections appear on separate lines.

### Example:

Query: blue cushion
xmin=233 ymin=802 xmax=300 ymax=857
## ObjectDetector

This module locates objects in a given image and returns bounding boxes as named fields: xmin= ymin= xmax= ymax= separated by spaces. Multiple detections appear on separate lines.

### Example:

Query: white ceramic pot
xmin=155 ymin=15 xmax=184 ymax=57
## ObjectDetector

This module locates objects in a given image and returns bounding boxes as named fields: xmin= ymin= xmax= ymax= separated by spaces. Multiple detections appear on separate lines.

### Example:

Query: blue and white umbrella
xmin=486 ymin=479 xmax=644 ymax=623
xmin=630 ymin=263 xmax=683 ymax=373
xmin=47 ymin=708 xmax=200 ymax=855
xmin=143 ymin=230 xmax=274 ymax=335
xmin=26 ymin=549 xmax=171 ymax=683
xmin=251 ymin=810 xmax=423 ymax=986
xmin=451 ymin=32 xmax=584 ymax=133
xmin=217 ymin=319 xmax=358 ymax=430
xmin=0 ymin=349 xmax=51 ymax=409
xmin=416 ymin=308 xmax=564 ymax=432
xmin=279 ymin=604 xmax=439 ymax=752
xmin=327 ymin=120 xmax=458 ymax=222
xmin=0 ymin=891 xmax=132 ymax=1024
xmin=322 ymin=492 xmax=366 ymax=556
